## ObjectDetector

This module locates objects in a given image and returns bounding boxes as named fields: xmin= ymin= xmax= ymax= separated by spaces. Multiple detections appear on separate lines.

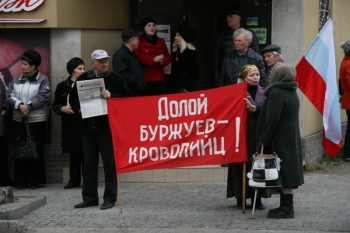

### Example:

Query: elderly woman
xmin=255 ymin=63 xmax=303 ymax=218
xmin=134 ymin=18 xmax=171 ymax=95
xmin=168 ymin=26 xmax=199 ymax=93
xmin=339 ymin=41 xmax=350 ymax=162
xmin=52 ymin=57 xmax=85 ymax=189
xmin=6 ymin=50 xmax=50 ymax=189
xmin=227 ymin=65 xmax=270 ymax=209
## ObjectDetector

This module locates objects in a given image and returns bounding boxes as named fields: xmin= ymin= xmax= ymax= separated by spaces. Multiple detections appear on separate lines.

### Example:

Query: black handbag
xmin=11 ymin=117 xmax=40 ymax=161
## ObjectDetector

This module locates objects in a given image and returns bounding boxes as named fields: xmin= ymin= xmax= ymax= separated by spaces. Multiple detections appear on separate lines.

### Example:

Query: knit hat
xmin=340 ymin=41 xmax=350 ymax=55
xmin=139 ymin=17 xmax=155 ymax=30
xmin=177 ymin=26 xmax=197 ymax=43
xmin=21 ymin=50 xmax=41 ymax=67
xmin=66 ymin=57 xmax=85 ymax=75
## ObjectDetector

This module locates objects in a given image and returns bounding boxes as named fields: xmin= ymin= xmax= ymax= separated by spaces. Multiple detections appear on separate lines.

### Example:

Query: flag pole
xmin=117 ymin=174 xmax=123 ymax=213
xmin=242 ymin=162 xmax=246 ymax=214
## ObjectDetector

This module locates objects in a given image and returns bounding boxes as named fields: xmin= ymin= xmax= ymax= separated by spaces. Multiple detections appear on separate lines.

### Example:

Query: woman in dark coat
xmin=52 ymin=57 xmax=85 ymax=189
xmin=227 ymin=65 xmax=270 ymax=209
xmin=168 ymin=26 xmax=199 ymax=93
xmin=255 ymin=63 xmax=303 ymax=218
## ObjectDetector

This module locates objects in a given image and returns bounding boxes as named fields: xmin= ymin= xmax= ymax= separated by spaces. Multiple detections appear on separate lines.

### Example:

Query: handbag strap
xmin=255 ymin=135 xmax=276 ymax=154
xmin=23 ymin=117 xmax=33 ymax=139
xmin=16 ymin=117 xmax=25 ymax=139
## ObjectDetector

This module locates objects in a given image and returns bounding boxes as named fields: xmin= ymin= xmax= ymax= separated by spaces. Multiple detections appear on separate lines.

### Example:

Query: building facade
xmin=1 ymin=0 xmax=348 ymax=183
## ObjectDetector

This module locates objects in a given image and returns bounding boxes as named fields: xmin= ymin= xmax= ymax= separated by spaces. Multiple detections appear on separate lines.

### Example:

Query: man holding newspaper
xmin=69 ymin=49 xmax=131 ymax=210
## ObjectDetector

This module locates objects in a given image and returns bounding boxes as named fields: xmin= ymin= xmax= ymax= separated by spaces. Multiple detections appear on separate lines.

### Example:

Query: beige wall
xmin=80 ymin=29 xmax=123 ymax=69
xmin=301 ymin=0 xmax=323 ymax=137
xmin=0 ymin=0 xmax=131 ymax=29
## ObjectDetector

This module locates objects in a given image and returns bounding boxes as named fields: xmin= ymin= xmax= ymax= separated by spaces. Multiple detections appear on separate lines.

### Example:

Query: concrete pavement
xmin=1 ymin=172 xmax=349 ymax=233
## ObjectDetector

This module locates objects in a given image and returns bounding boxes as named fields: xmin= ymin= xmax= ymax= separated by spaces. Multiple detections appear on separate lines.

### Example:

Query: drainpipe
xmin=319 ymin=0 xmax=329 ymax=31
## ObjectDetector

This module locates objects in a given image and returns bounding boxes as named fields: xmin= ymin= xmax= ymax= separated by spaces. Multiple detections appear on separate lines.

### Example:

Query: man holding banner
xmin=70 ymin=49 xmax=131 ymax=210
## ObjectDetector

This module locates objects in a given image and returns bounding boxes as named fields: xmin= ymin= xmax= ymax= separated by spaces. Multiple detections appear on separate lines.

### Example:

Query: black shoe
xmin=74 ymin=201 xmax=99 ymax=208
xmin=101 ymin=202 xmax=115 ymax=210
xmin=343 ymin=157 xmax=350 ymax=162
xmin=64 ymin=183 xmax=80 ymax=189
xmin=251 ymin=197 xmax=265 ymax=210
xmin=267 ymin=194 xmax=294 ymax=218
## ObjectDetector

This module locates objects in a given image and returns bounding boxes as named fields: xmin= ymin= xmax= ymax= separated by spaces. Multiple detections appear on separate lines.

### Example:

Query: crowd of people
xmin=0 ymin=9 xmax=311 ymax=218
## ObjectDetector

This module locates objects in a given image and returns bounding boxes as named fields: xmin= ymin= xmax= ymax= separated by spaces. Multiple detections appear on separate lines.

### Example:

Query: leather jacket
xmin=217 ymin=48 xmax=266 ymax=87
xmin=214 ymin=28 xmax=260 ymax=87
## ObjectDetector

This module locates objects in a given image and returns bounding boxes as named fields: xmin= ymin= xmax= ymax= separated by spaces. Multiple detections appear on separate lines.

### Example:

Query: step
xmin=63 ymin=165 xmax=228 ymax=183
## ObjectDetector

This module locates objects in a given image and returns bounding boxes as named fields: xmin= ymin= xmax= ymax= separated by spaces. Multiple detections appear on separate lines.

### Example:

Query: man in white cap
xmin=70 ymin=49 xmax=131 ymax=210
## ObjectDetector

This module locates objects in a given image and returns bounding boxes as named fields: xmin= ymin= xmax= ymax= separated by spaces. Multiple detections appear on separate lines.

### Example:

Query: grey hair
xmin=233 ymin=28 xmax=252 ymax=44
xmin=272 ymin=51 xmax=283 ymax=61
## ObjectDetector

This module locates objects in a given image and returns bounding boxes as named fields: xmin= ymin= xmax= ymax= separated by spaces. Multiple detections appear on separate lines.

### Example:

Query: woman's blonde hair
xmin=172 ymin=37 xmax=196 ymax=53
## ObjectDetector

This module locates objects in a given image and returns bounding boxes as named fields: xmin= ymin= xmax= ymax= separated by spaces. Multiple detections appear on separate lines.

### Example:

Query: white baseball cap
xmin=91 ymin=49 xmax=111 ymax=60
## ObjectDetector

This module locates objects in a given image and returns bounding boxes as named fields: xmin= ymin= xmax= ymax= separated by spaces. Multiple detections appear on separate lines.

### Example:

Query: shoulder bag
xmin=247 ymin=144 xmax=283 ymax=189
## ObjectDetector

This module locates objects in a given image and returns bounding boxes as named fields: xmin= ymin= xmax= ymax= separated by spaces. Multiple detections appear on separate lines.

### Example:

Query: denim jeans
xmin=81 ymin=132 xmax=117 ymax=204
xmin=344 ymin=110 xmax=350 ymax=159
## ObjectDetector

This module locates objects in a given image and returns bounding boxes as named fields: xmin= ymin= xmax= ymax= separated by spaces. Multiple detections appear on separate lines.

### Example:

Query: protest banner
xmin=108 ymin=83 xmax=248 ymax=174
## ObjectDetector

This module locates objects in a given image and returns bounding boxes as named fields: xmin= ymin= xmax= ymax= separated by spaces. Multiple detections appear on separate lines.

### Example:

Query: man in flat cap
xmin=112 ymin=28 xmax=146 ymax=96
xmin=213 ymin=8 xmax=260 ymax=87
xmin=70 ymin=49 xmax=131 ymax=210
xmin=261 ymin=44 xmax=283 ymax=87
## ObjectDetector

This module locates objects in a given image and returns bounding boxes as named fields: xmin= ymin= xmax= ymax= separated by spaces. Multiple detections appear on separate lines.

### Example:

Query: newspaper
xmin=76 ymin=78 xmax=107 ymax=119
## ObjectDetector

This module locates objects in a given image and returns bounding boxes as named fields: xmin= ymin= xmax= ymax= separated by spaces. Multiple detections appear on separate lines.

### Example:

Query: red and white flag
xmin=295 ymin=18 xmax=342 ymax=157
xmin=108 ymin=83 xmax=248 ymax=174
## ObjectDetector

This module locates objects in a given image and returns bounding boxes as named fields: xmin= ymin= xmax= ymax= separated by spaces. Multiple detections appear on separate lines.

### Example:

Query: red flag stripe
xmin=295 ymin=57 xmax=326 ymax=114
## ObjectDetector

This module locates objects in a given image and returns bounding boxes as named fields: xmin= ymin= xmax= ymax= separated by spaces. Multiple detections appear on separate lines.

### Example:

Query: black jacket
xmin=214 ymin=28 xmax=260 ymax=87
xmin=69 ymin=70 xmax=131 ymax=134
xmin=112 ymin=44 xmax=146 ymax=96
xmin=52 ymin=77 xmax=83 ymax=153
xmin=169 ymin=48 xmax=199 ymax=92
xmin=217 ymin=48 xmax=266 ymax=87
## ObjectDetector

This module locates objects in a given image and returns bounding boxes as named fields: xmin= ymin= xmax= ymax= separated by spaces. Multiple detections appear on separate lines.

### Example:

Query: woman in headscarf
xmin=227 ymin=64 xmax=270 ymax=209
xmin=168 ymin=26 xmax=199 ymax=93
xmin=52 ymin=57 xmax=85 ymax=189
xmin=134 ymin=17 xmax=171 ymax=95
xmin=254 ymin=63 xmax=304 ymax=218
xmin=6 ymin=49 xmax=50 ymax=189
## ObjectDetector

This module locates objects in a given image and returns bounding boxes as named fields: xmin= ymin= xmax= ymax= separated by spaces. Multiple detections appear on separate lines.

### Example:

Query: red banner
xmin=108 ymin=83 xmax=248 ymax=174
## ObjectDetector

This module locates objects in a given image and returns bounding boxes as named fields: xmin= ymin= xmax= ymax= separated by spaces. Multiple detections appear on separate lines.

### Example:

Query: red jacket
xmin=340 ymin=55 xmax=350 ymax=109
xmin=134 ymin=36 xmax=171 ymax=82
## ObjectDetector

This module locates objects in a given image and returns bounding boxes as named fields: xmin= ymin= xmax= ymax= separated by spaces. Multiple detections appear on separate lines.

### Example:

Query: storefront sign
xmin=0 ymin=0 xmax=44 ymax=12
xmin=249 ymin=28 xmax=267 ymax=44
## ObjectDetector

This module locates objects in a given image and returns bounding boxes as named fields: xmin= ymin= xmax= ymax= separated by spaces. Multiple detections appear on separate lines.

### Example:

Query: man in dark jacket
xmin=112 ymin=29 xmax=146 ymax=96
xmin=217 ymin=28 xmax=266 ymax=87
xmin=70 ymin=49 xmax=131 ymax=210
xmin=214 ymin=9 xmax=260 ymax=87
xmin=261 ymin=44 xmax=283 ymax=87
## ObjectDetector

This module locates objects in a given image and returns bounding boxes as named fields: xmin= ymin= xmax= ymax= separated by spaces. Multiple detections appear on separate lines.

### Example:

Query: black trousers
xmin=81 ymin=132 xmax=117 ymax=204
xmin=143 ymin=81 xmax=164 ymax=96
xmin=0 ymin=135 xmax=13 ymax=186
xmin=68 ymin=151 xmax=84 ymax=185
xmin=12 ymin=120 xmax=47 ymax=185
